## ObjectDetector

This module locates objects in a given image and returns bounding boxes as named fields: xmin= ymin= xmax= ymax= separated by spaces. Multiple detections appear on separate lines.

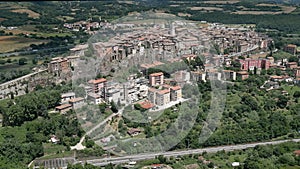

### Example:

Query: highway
xmin=84 ymin=138 xmax=300 ymax=166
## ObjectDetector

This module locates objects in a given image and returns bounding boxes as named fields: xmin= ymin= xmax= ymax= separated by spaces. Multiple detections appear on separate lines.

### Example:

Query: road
xmin=84 ymin=138 xmax=300 ymax=166
xmin=71 ymin=106 xmax=125 ymax=150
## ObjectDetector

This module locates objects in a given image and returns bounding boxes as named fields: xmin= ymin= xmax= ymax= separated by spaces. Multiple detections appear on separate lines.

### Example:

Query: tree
xmin=293 ymin=91 xmax=300 ymax=98
xmin=277 ymin=95 xmax=288 ymax=108
xmin=157 ymin=155 xmax=167 ymax=163
xmin=18 ymin=58 xmax=28 ymax=65
xmin=288 ymin=55 xmax=299 ymax=62
xmin=110 ymin=100 xmax=118 ymax=113
xmin=232 ymin=61 xmax=241 ymax=68
xmin=104 ymin=163 xmax=113 ymax=169
xmin=99 ymin=103 xmax=106 ymax=113
xmin=32 ymin=58 xmax=38 ymax=65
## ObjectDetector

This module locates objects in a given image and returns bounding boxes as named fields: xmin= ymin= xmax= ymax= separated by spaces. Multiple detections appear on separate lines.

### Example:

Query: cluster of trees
xmin=0 ymin=8 xmax=30 ymax=26
xmin=0 ymin=89 xmax=61 ymax=126
xmin=0 ymin=83 xmax=87 ymax=168
xmin=171 ymin=74 xmax=300 ymax=150
xmin=0 ymin=110 xmax=84 ymax=168
xmin=0 ymin=69 xmax=31 ymax=84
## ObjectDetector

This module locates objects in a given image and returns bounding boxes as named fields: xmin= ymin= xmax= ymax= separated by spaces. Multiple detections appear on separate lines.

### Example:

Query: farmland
xmin=11 ymin=8 xmax=40 ymax=18
xmin=0 ymin=36 xmax=48 ymax=53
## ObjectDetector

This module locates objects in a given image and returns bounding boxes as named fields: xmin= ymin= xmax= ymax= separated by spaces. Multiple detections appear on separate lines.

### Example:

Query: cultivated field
xmin=233 ymin=4 xmax=296 ymax=15
xmin=0 ymin=36 xmax=48 ymax=53
xmin=2 ymin=25 xmax=72 ymax=38
xmin=11 ymin=8 xmax=40 ymax=18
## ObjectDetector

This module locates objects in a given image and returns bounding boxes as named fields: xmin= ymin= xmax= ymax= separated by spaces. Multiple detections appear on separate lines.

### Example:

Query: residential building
xmin=61 ymin=92 xmax=75 ymax=104
xmin=170 ymin=86 xmax=182 ymax=101
xmin=238 ymin=58 xmax=270 ymax=71
xmin=88 ymin=78 xmax=107 ymax=94
xmin=294 ymin=78 xmax=300 ymax=86
xmin=149 ymin=72 xmax=164 ymax=86
xmin=270 ymin=75 xmax=284 ymax=82
xmin=55 ymin=104 xmax=72 ymax=114
xmin=127 ymin=128 xmax=142 ymax=136
xmin=237 ymin=71 xmax=249 ymax=80
xmin=191 ymin=71 xmax=206 ymax=82
xmin=48 ymin=57 xmax=71 ymax=75
xmin=148 ymin=88 xmax=157 ymax=105
xmin=222 ymin=70 xmax=236 ymax=81
xmin=182 ymin=54 xmax=197 ymax=62
xmin=295 ymin=67 xmax=300 ymax=77
xmin=106 ymin=88 xmax=121 ymax=103
xmin=284 ymin=44 xmax=297 ymax=55
xmin=156 ymin=89 xmax=170 ymax=106
xmin=87 ymin=93 xmax=101 ymax=104
xmin=69 ymin=97 xmax=85 ymax=109
xmin=286 ymin=62 xmax=298 ymax=69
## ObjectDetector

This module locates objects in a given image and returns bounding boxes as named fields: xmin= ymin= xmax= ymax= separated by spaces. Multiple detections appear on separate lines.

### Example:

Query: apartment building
xmin=170 ymin=86 xmax=182 ymax=101
xmin=284 ymin=44 xmax=297 ymax=55
xmin=88 ymin=78 xmax=107 ymax=95
xmin=149 ymin=72 xmax=164 ymax=86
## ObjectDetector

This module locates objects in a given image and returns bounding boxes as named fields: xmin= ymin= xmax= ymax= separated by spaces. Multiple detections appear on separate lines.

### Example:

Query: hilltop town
xmin=0 ymin=5 xmax=300 ymax=169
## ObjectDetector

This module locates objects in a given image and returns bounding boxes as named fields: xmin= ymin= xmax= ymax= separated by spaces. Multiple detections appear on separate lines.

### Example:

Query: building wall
xmin=295 ymin=69 xmax=300 ymax=77
xmin=149 ymin=74 xmax=164 ymax=86
xmin=171 ymin=89 xmax=182 ymax=101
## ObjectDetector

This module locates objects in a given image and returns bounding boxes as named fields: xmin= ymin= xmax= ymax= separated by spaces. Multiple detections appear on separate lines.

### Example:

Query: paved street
xmin=84 ymin=138 xmax=300 ymax=166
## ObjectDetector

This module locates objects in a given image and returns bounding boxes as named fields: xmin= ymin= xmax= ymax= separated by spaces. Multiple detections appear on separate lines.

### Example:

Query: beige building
xmin=148 ymin=88 xmax=170 ymax=106
xmin=284 ymin=44 xmax=297 ymax=55
xmin=170 ymin=86 xmax=182 ymax=101
xmin=156 ymin=89 xmax=170 ymax=106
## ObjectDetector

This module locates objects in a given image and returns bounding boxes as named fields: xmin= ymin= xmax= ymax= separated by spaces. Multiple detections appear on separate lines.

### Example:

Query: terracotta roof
xmin=294 ymin=150 xmax=300 ymax=156
xmin=286 ymin=44 xmax=297 ymax=48
xmin=139 ymin=101 xmax=155 ymax=109
xmin=89 ymin=78 xmax=107 ymax=84
xmin=171 ymin=86 xmax=181 ymax=91
xmin=157 ymin=89 xmax=170 ymax=95
xmin=148 ymin=88 xmax=157 ymax=92
xmin=237 ymin=71 xmax=248 ymax=75
xmin=149 ymin=72 xmax=164 ymax=77
xmin=287 ymin=62 xmax=298 ymax=65
xmin=69 ymin=97 xmax=84 ymax=103
xmin=55 ymin=104 xmax=72 ymax=110
xmin=270 ymin=75 xmax=283 ymax=79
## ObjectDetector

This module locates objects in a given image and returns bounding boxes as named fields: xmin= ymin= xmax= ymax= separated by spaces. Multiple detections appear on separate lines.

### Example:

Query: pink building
xmin=238 ymin=58 xmax=270 ymax=71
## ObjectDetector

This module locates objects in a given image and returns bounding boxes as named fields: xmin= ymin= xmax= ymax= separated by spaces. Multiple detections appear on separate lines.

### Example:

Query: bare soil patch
xmin=203 ymin=0 xmax=240 ymax=4
xmin=190 ymin=7 xmax=223 ymax=11
xmin=178 ymin=13 xmax=192 ymax=17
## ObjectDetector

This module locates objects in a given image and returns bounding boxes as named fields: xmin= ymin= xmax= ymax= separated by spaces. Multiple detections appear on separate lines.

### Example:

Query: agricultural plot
xmin=0 ymin=36 xmax=48 ymax=53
